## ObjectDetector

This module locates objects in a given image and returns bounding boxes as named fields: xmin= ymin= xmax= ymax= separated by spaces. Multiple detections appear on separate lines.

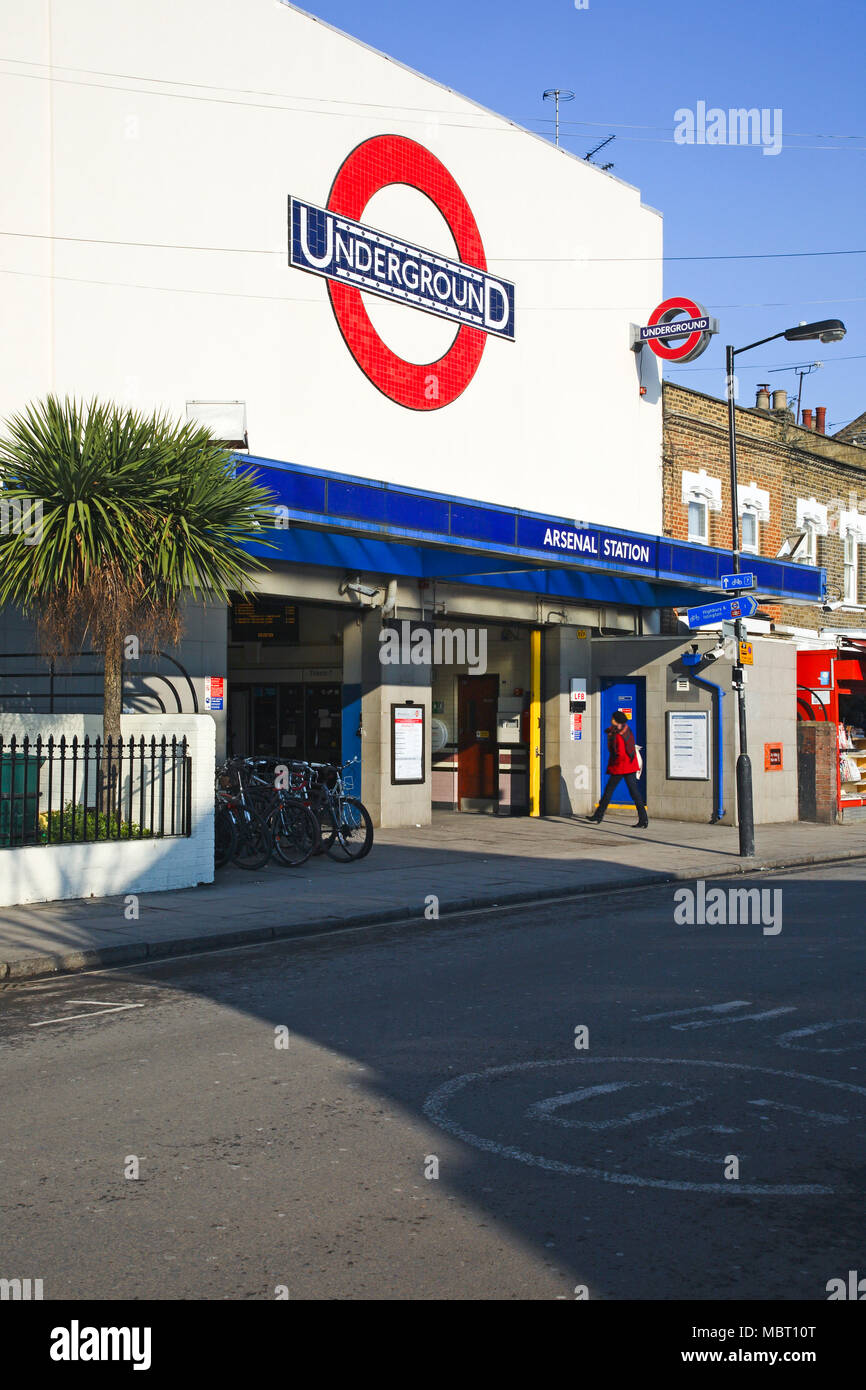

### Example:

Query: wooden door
xmin=458 ymin=674 xmax=499 ymax=801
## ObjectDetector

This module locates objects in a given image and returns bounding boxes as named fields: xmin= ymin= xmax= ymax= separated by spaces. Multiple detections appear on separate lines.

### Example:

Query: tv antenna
xmin=542 ymin=88 xmax=575 ymax=148
xmin=584 ymin=134 xmax=615 ymax=170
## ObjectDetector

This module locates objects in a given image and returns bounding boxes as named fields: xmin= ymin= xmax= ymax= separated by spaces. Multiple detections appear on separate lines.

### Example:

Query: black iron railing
xmin=0 ymin=734 xmax=192 ymax=848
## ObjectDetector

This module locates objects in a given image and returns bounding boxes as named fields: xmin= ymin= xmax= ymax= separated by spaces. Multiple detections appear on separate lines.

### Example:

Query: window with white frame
xmin=799 ymin=520 xmax=818 ymax=565
xmin=687 ymin=498 xmax=708 ymax=542
xmin=844 ymin=529 xmax=859 ymax=605
xmin=681 ymin=469 xmax=721 ymax=543
xmin=795 ymin=497 xmax=827 ymax=566
xmin=838 ymin=510 xmax=866 ymax=605
xmin=736 ymin=480 xmax=770 ymax=556
xmin=740 ymin=508 xmax=759 ymax=552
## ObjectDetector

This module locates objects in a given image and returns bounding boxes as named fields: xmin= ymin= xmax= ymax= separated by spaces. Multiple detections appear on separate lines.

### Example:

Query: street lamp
xmin=725 ymin=319 xmax=846 ymax=857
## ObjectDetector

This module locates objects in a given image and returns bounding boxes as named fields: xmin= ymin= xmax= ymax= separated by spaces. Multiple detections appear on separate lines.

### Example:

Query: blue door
xmin=341 ymin=682 xmax=362 ymax=798
xmin=599 ymin=679 xmax=647 ymax=808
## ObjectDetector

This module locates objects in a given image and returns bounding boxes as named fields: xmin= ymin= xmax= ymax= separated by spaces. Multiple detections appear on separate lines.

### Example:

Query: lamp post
xmin=726 ymin=319 xmax=846 ymax=857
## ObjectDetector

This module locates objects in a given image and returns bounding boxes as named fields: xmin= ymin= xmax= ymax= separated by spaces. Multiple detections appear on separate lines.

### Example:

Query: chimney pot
xmin=772 ymin=389 xmax=787 ymax=412
xmin=756 ymin=384 xmax=771 ymax=411
xmin=802 ymin=408 xmax=813 ymax=430
xmin=815 ymin=406 xmax=827 ymax=435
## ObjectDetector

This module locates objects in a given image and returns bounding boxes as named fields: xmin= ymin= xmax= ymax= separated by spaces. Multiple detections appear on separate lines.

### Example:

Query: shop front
xmin=797 ymin=643 xmax=866 ymax=821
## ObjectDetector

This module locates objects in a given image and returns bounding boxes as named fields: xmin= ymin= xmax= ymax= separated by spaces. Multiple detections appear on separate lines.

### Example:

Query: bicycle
xmin=215 ymin=764 xmax=273 ymax=870
xmin=239 ymin=757 xmax=320 ymax=868
xmin=308 ymin=756 xmax=373 ymax=862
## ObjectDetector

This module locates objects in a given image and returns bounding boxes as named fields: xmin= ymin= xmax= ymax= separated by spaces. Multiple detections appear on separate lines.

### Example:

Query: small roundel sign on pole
xmin=633 ymin=296 xmax=718 ymax=363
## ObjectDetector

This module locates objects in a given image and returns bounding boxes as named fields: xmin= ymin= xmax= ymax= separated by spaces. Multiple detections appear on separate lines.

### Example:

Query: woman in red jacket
xmin=587 ymin=710 xmax=648 ymax=828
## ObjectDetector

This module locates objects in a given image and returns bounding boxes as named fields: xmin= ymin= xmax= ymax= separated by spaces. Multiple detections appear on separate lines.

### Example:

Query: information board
xmin=204 ymin=676 xmax=225 ymax=712
xmin=230 ymin=596 xmax=298 ymax=644
xmin=392 ymin=703 xmax=425 ymax=784
xmin=666 ymin=710 xmax=709 ymax=780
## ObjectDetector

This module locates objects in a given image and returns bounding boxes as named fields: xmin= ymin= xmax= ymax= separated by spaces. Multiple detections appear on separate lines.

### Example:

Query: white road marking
xmin=639 ymin=1001 xmax=750 ymax=1022
xmin=672 ymin=1006 xmax=796 ymax=1030
xmin=65 ymin=999 xmax=136 ymax=1007
xmin=30 ymin=1000 xmax=144 ymax=1028
xmin=423 ymin=1056 xmax=866 ymax=1194
xmin=776 ymin=1020 xmax=865 ymax=1054
xmin=526 ymin=1081 xmax=703 ymax=1131
xmin=747 ymin=1099 xmax=849 ymax=1125
xmin=648 ymin=1124 xmax=740 ymax=1163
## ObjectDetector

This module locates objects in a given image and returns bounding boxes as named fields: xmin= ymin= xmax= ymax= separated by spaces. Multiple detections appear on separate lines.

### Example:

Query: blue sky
xmin=300 ymin=0 xmax=865 ymax=430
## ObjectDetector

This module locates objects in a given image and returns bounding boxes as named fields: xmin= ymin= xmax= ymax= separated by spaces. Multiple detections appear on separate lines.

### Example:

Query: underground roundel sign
xmin=639 ymin=295 xmax=716 ymax=363
xmin=289 ymin=135 xmax=516 ymax=410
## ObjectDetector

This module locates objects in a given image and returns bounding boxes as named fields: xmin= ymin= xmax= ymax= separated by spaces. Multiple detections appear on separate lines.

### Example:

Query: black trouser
xmin=597 ymin=773 xmax=647 ymax=821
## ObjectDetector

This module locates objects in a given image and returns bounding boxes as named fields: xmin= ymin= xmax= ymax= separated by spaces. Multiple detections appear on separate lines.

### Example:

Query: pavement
xmin=1 ymin=810 xmax=865 ymax=984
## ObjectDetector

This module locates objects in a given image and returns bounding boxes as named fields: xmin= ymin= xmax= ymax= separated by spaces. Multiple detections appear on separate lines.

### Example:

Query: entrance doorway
xmin=598 ymin=677 xmax=647 ymax=809
xmin=228 ymin=681 xmax=342 ymax=762
xmin=458 ymin=674 xmax=499 ymax=808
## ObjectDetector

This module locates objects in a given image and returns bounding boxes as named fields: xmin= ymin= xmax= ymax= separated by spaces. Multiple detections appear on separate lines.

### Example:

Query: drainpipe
xmin=680 ymin=658 xmax=726 ymax=823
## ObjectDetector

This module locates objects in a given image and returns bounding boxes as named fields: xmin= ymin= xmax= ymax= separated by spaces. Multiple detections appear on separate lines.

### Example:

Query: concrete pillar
xmin=543 ymin=626 xmax=593 ymax=816
xmin=359 ymin=614 xmax=432 ymax=828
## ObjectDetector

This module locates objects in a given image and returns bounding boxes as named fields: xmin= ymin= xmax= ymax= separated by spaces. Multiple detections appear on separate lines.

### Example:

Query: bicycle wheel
xmin=327 ymin=796 xmax=374 ymax=862
xmin=231 ymin=808 xmax=273 ymax=870
xmin=310 ymin=788 xmax=338 ymax=856
xmin=214 ymin=804 xmax=237 ymax=869
xmin=269 ymin=802 xmax=318 ymax=868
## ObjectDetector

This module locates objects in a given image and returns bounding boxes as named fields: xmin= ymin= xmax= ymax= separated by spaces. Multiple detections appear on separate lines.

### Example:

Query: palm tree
xmin=0 ymin=395 xmax=276 ymax=762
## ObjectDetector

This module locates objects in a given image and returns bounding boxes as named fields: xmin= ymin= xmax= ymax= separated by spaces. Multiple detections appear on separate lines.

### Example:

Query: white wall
xmin=0 ymin=0 xmax=663 ymax=533
xmin=0 ymin=713 xmax=214 ymax=906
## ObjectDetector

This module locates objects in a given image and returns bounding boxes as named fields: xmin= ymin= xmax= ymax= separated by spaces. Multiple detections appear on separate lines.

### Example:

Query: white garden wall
xmin=0 ymin=714 xmax=214 ymax=906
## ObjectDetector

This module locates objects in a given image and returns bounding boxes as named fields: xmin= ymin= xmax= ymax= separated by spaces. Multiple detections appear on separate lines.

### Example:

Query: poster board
xmin=666 ymin=710 xmax=709 ymax=780
xmin=391 ymin=703 xmax=426 ymax=785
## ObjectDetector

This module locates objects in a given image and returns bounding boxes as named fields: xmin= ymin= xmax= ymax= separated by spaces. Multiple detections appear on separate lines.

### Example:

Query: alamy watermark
xmin=379 ymin=620 xmax=487 ymax=675
xmin=0 ymin=496 xmax=43 ymax=546
xmin=827 ymin=1270 xmax=866 ymax=1299
xmin=50 ymin=1323 xmax=152 ymax=1371
xmin=674 ymin=102 xmax=783 ymax=156
xmin=674 ymin=880 xmax=782 ymax=935
xmin=0 ymin=1277 xmax=43 ymax=1300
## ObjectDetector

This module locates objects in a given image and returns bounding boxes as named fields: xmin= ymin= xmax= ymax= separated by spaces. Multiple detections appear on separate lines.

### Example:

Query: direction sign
xmin=686 ymin=594 xmax=759 ymax=628
xmin=721 ymin=572 xmax=757 ymax=592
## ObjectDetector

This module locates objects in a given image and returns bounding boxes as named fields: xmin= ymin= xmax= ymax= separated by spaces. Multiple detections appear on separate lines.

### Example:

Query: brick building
xmin=663 ymin=380 xmax=866 ymax=632
xmin=663 ymin=382 xmax=866 ymax=822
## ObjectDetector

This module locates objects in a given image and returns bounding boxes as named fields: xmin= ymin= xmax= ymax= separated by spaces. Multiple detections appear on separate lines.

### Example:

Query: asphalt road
xmin=1 ymin=861 xmax=864 ymax=1301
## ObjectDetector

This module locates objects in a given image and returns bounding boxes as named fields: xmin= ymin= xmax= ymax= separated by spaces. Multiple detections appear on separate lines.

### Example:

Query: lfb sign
xmin=289 ymin=135 xmax=515 ymax=411
xmin=632 ymin=296 xmax=718 ymax=363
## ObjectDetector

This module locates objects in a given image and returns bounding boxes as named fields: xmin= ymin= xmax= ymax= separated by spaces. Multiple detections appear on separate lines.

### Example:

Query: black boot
xmin=586 ymin=810 xmax=604 ymax=824
xmin=634 ymin=814 xmax=649 ymax=829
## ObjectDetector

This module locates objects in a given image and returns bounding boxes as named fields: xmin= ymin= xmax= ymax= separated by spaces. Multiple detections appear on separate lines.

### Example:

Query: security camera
xmin=704 ymin=641 xmax=726 ymax=662
xmin=822 ymin=600 xmax=844 ymax=614
xmin=339 ymin=576 xmax=381 ymax=601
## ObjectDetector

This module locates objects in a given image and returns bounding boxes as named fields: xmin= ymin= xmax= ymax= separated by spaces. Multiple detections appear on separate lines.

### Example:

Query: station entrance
xmin=226 ymin=593 xmax=345 ymax=763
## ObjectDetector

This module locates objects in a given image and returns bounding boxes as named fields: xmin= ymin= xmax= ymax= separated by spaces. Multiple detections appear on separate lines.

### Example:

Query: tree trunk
xmin=101 ymin=634 xmax=123 ymax=817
